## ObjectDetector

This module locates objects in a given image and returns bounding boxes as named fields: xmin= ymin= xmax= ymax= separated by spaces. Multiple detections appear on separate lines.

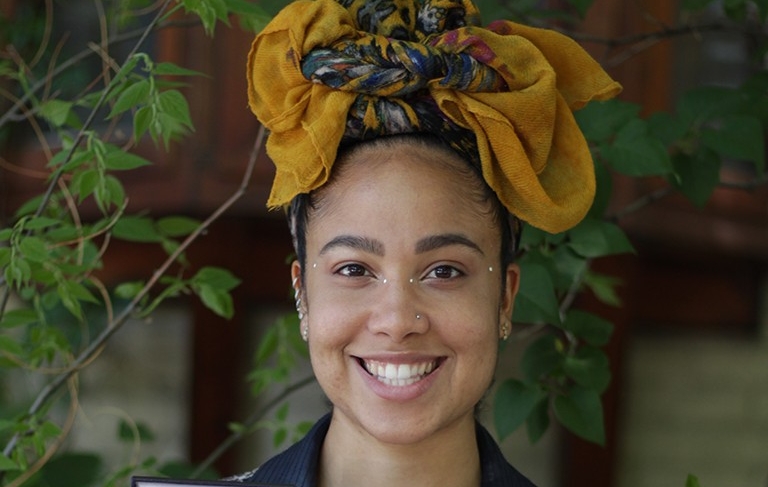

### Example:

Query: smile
xmin=359 ymin=358 xmax=440 ymax=386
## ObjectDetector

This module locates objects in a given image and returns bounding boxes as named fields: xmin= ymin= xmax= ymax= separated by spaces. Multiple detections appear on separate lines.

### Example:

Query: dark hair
xmin=288 ymin=133 xmax=520 ymax=285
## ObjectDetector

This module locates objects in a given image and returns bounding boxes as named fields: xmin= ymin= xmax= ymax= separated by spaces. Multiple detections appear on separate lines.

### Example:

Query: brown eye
xmin=337 ymin=263 xmax=369 ymax=277
xmin=427 ymin=265 xmax=462 ymax=279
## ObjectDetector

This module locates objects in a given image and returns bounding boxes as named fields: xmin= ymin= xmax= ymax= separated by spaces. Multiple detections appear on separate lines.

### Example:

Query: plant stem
xmin=0 ymin=123 xmax=265 ymax=465
xmin=191 ymin=374 xmax=317 ymax=479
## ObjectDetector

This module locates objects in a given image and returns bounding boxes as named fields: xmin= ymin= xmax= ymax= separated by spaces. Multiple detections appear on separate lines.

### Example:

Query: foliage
xmin=483 ymin=0 xmax=767 ymax=450
xmin=0 ymin=0 xmax=266 ymax=485
xmin=0 ymin=0 xmax=764 ymax=485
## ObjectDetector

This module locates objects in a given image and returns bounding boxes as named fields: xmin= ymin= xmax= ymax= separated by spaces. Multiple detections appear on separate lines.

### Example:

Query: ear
xmin=290 ymin=260 xmax=302 ymax=291
xmin=290 ymin=260 xmax=307 ymax=317
xmin=500 ymin=263 xmax=520 ymax=321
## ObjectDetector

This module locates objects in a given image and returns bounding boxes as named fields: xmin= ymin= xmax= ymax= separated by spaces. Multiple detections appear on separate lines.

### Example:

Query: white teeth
xmin=363 ymin=359 xmax=437 ymax=386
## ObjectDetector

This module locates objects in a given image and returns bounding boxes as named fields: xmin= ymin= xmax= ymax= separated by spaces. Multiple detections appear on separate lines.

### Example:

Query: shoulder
xmin=476 ymin=422 xmax=538 ymax=487
xmin=227 ymin=414 xmax=331 ymax=487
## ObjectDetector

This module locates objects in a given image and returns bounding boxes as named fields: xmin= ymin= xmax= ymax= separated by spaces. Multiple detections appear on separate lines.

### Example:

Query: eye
xmin=336 ymin=263 xmax=371 ymax=278
xmin=425 ymin=264 xmax=463 ymax=280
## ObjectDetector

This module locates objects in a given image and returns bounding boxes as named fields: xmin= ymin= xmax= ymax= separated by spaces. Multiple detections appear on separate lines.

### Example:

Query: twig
xmin=1 ymin=125 xmax=265 ymax=462
xmin=607 ymin=185 xmax=675 ymax=223
xmin=191 ymin=374 xmax=317 ymax=479
xmin=0 ymin=10 xmax=199 ymax=131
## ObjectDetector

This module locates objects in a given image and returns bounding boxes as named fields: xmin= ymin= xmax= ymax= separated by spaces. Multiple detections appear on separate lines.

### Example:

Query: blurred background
xmin=1 ymin=0 xmax=767 ymax=486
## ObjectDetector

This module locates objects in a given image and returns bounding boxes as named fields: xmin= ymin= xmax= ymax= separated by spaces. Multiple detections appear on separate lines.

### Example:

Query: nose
xmin=367 ymin=279 xmax=429 ymax=341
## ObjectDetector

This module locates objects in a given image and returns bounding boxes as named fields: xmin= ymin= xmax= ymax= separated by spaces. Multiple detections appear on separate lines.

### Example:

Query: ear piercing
xmin=301 ymin=324 xmax=309 ymax=342
xmin=292 ymin=276 xmax=304 ymax=320
xmin=500 ymin=319 xmax=511 ymax=341
xmin=416 ymin=314 xmax=421 ymax=320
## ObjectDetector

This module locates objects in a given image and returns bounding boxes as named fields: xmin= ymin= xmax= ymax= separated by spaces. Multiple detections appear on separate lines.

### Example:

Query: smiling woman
xmin=236 ymin=0 xmax=620 ymax=485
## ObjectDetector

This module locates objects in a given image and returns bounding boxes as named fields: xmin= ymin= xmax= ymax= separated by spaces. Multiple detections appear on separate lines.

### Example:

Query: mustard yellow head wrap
xmin=247 ymin=0 xmax=621 ymax=233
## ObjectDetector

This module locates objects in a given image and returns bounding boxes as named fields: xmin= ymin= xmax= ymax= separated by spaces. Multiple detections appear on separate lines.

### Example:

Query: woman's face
xmin=293 ymin=141 xmax=519 ymax=446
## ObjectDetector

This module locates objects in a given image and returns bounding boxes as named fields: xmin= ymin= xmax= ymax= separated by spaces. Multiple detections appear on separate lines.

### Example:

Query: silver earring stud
xmin=301 ymin=325 xmax=308 ymax=342
xmin=416 ymin=314 xmax=421 ymax=320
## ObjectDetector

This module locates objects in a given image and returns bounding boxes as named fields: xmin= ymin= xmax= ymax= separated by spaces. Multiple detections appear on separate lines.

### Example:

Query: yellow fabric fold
xmin=247 ymin=0 xmax=622 ymax=233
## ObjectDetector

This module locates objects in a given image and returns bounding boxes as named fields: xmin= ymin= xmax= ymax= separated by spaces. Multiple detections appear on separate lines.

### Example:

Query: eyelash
xmin=425 ymin=264 xmax=463 ymax=280
xmin=333 ymin=263 xmax=465 ymax=281
xmin=335 ymin=263 xmax=372 ymax=278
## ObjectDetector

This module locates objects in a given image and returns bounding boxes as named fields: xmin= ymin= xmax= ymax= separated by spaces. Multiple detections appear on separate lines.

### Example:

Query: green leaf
xmin=553 ymin=386 xmax=606 ymax=445
xmin=494 ymin=379 xmax=546 ymax=440
xmin=701 ymin=115 xmax=765 ymax=173
xmin=575 ymin=99 xmax=640 ymax=143
xmin=0 ymin=335 xmax=24 ymax=356
xmin=57 ymin=281 xmax=98 ymax=319
xmin=582 ymin=271 xmax=622 ymax=307
xmin=513 ymin=263 xmax=561 ymax=325
xmin=153 ymin=62 xmax=205 ymax=78
xmin=566 ymin=0 xmax=595 ymax=17
xmin=112 ymin=216 xmax=162 ymax=243
xmin=671 ymin=148 xmax=721 ymax=207
xmin=568 ymin=219 xmax=634 ymax=258
xmin=521 ymin=334 xmax=563 ymax=383
xmin=70 ymin=168 xmax=100 ymax=202
xmin=182 ymin=0 xmax=230 ymax=35
xmin=197 ymin=284 xmax=235 ymax=319
xmin=23 ymin=216 xmax=60 ymax=231
xmin=102 ymin=145 xmax=152 ymax=170
xmin=103 ymin=175 xmax=126 ymax=209
xmin=226 ymin=0 xmax=273 ymax=32
xmin=109 ymin=79 xmax=151 ymax=118
xmin=157 ymin=216 xmax=200 ymax=237
xmin=276 ymin=402 xmax=290 ymax=421
xmin=1 ymin=308 xmax=38 ymax=328
xmin=0 ymin=453 xmax=19 ymax=472
xmin=525 ymin=397 xmax=551 ymax=444
xmin=601 ymin=118 xmax=674 ymax=176
xmin=0 ymin=248 xmax=9 ymax=269
xmin=588 ymin=158 xmax=613 ymax=219
xmin=562 ymin=310 xmax=613 ymax=347
xmin=5 ymin=258 xmax=32 ymax=288
xmin=118 ymin=419 xmax=156 ymax=442
xmin=254 ymin=325 xmax=279 ymax=365
xmin=19 ymin=236 xmax=50 ymax=262
xmin=134 ymin=105 xmax=153 ymax=140
xmin=677 ymin=86 xmax=744 ymax=123
xmin=648 ymin=111 xmax=689 ymax=147
xmin=193 ymin=267 xmax=241 ymax=291
xmin=39 ymin=452 xmax=102 ymax=487
xmin=563 ymin=347 xmax=611 ymax=393
xmin=40 ymin=99 xmax=73 ymax=126
xmin=686 ymin=474 xmax=702 ymax=487
xmin=114 ymin=281 xmax=145 ymax=299
xmin=273 ymin=427 xmax=287 ymax=448
xmin=158 ymin=90 xmax=194 ymax=129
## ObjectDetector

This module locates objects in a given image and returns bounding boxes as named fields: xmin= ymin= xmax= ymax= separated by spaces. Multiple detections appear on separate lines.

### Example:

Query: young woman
xmin=236 ymin=0 xmax=621 ymax=485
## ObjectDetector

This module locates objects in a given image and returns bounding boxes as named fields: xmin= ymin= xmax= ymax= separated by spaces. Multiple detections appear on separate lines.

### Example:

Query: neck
xmin=318 ymin=413 xmax=481 ymax=487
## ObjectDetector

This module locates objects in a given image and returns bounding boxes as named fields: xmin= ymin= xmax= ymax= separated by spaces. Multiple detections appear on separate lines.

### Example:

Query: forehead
xmin=306 ymin=141 xmax=502 ymax=252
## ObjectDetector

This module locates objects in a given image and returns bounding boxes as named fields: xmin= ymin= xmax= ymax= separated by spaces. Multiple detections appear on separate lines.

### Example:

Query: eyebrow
xmin=318 ymin=233 xmax=484 ymax=257
xmin=319 ymin=235 xmax=385 ymax=256
xmin=415 ymin=233 xmax=484 ymax=256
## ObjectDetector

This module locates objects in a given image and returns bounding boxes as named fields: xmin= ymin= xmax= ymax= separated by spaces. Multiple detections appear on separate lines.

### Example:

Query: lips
xmin=359 ymin=358 xmax=441 ymax=386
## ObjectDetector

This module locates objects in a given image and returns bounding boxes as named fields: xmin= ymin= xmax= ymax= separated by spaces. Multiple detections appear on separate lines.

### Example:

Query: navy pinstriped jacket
xmin=233 ymin=414 xmax=537 ymax=487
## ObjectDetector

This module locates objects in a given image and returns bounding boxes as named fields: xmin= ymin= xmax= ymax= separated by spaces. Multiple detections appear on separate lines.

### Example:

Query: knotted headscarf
xmin=247 ymin=0 xmax=621 ymax=233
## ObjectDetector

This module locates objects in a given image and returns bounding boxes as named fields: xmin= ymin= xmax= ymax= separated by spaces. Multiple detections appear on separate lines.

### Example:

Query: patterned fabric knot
xmin=302 ymin=38 xmax=505 ymax=97
xmin=247 ymin=0 xmax=623 ymax=233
